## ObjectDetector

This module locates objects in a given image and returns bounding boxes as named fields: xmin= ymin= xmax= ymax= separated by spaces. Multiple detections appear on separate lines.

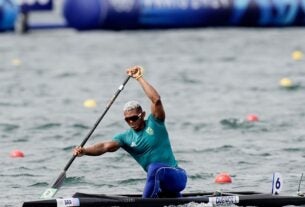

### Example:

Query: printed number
xmin=65 ymin=200 xmax=72 ymax=205
xmin=275 ymin=177 xmax=281 ymax=189
xmin=272 ymin=172 xmax=283 ymax=195
xmin=209 ymin=196 xmax=239 ymax=205
xmin=57 ymin=198 xmax=80 ymax=207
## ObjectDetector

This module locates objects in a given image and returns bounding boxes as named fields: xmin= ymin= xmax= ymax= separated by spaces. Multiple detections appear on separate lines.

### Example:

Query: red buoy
xmin=246 ymin=114 xmax=259 ymax=122
xmin=215 ymin=172 xmax=232 ymax=184
xmin=10 ymin=149 xmax=24 ymax=158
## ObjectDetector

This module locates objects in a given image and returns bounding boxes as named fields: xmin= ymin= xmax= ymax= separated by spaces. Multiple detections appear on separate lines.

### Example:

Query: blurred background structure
xmin=1 ymin=0 xmax=305 ymax=33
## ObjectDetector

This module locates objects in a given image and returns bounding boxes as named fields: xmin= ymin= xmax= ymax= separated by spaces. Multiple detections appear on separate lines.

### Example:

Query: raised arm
xmin=127 ymin=66 xmax=165 ymax=121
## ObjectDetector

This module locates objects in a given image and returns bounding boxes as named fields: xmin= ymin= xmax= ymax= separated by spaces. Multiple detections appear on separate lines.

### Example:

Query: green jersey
xmin=113 ymin=114 xmax=177 ymax=172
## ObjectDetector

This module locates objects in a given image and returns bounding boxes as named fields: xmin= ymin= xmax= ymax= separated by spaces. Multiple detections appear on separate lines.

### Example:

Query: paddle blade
xmin=40 ymin=187 xmax=58 ymax=199
xmin=40 ymin=171 xmax=66 ymax=199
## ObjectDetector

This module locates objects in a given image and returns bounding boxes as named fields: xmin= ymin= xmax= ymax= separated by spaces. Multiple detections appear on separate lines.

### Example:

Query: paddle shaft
xmin=52 ymin=75 xmax=131 ymax=188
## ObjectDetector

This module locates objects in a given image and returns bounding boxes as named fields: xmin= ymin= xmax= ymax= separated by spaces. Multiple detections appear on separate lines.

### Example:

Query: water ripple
xmin=118 ymin=178 xmax=144 ymax=185
xmin=64 ymin=176 xmax=86 ymax=185
xmin=32 ymin=123 xmax=61 ymax=130
xmin=29 ymin=182 xmax=49 ymax=187
xmin=72 ymin=123 xmax=90 ymax=130
xmin=0 ymin=123 xmax=19 ymax=132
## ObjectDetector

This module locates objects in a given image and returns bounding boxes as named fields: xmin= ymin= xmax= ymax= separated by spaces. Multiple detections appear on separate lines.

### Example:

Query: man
xmin=73 ymin=65 xmax=187 ymax=198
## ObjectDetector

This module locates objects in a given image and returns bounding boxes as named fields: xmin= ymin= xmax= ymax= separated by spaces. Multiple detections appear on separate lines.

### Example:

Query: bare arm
xmin=137 ymin=77 xmax=165 ymax=121
xmin=127 ymin=66 xmax=165 ymax=121
xmin=73 ymin=140 xmax=120 ymax=157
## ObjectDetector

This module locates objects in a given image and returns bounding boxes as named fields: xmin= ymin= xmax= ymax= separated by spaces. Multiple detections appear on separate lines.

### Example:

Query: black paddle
xmin=40 ymin=75 xmax=131 ymax=199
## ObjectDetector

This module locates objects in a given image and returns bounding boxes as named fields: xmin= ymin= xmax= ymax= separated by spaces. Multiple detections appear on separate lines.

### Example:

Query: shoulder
xmin=148 ymin=114 xmax=165 ymax=125
xmin=113 ymin=130 xmax=131 ymax=144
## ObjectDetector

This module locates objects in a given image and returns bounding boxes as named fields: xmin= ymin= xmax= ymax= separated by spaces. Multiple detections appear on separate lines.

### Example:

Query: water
xmin=1 ymin=27 xmax=305 ymax=207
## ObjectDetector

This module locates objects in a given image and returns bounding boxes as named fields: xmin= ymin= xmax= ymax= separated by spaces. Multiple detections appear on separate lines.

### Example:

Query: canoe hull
xmin=23 ymin=191 xmax=305 ymax=207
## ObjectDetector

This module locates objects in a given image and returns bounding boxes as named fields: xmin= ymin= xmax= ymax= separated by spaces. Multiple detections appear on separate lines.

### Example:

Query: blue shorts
xmin=143 ymin=163 xmax=187 ymax=198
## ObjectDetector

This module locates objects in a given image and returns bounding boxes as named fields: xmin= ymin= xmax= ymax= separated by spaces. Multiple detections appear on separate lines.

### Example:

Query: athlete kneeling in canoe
xmin=73 ymin=65 xmax=187 ymax=198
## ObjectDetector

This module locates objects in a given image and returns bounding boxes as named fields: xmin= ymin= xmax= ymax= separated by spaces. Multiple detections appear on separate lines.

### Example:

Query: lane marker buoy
xmin=279 ymin=78 xmax=293 ymax=88
xmin=215 ymin=172 xmax=232 ymax=184
xmin=10 ymin=149 xmax=25 ymax=158
xmin=292 ymin=50 xmax=303 ymax=61
xmin=83 ymin=99 xmax=97 ymax=108
xmin=246 ymin=114 xmax=259 ymax=122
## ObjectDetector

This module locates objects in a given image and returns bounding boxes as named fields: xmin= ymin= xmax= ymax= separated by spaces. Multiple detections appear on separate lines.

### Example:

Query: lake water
xmin=1 ymin=27 xmax=305 ymax=207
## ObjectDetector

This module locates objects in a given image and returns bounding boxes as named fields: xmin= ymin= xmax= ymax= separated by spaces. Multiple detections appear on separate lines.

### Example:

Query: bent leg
xmin=143 ymin=163 xmax=164 ymax=198
xmin=143 ymin=163 xmax=187 ymax=198
xmin=159 ymin=167 xmax=187 ymax=196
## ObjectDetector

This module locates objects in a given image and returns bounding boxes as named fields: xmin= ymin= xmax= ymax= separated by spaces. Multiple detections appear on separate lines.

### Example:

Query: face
xmin=124 ymin=109 xmax=145 ymax=131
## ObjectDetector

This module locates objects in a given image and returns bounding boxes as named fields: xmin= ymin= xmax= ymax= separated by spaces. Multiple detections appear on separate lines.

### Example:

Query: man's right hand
xmin=73 ymin=146 xmax=86 ymax=157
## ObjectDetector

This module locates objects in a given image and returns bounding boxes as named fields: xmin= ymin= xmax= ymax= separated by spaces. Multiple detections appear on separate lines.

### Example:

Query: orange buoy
xmin=246 ymin=114 xmax=259 ymax=122
xmin=10 ymin=149 xmax=25 ymax=158
xmin=215 ymin=172 xmax=232 ymax=184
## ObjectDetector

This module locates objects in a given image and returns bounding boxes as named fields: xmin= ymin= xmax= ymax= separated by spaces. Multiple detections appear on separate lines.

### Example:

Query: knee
xmin=147 ymin=163 xmax=165 ymax=177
